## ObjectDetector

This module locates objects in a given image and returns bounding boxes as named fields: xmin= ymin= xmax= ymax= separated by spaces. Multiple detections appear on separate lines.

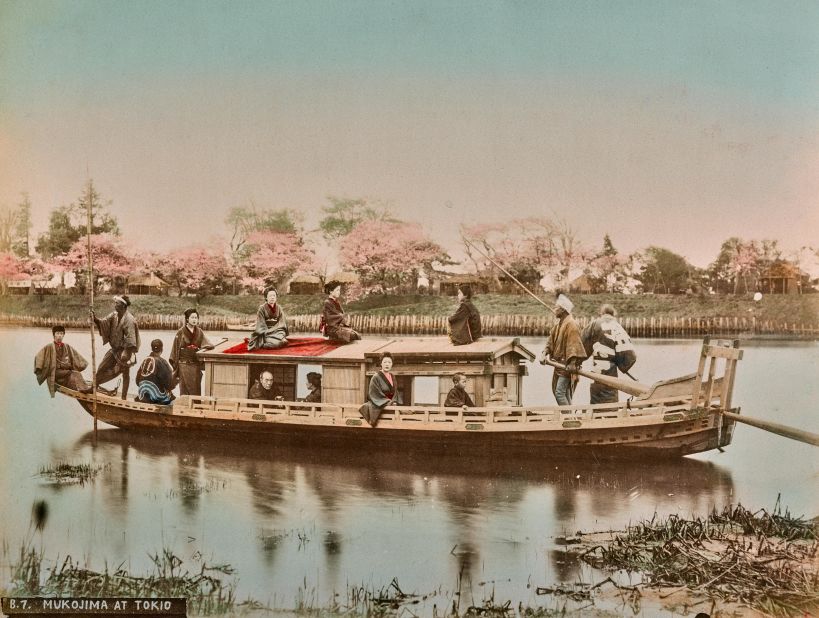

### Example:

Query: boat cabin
xmin=198 ymin=337 xmax=535 ymax=406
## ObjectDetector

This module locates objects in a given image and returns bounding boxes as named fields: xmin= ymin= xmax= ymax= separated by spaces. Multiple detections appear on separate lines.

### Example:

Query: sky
xmin=1 ymin=0 xmax=818 ymax=268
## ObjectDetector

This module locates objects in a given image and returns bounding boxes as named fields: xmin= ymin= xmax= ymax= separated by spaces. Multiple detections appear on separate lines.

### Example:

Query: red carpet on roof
xmin=223 ymin=337 xmax=344 ymax=356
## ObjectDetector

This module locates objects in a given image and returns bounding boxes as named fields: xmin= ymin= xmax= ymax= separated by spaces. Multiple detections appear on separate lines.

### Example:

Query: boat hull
xmin=71 ymin=391 xmax=734 ymax=459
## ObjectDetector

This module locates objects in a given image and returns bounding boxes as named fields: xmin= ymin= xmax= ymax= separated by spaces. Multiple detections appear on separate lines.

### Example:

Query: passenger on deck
xmin=34 ymin=325 xmax=94 ymax=397
xmin=249 ymin=370 xmax=281 ymax=401
xmin=91 ymin=295 xmax=140 ymax=399
xmin=303 ymin=371 xmax=322 ymax=403
xmin=359 ymin=352 xmax=402 ymax=427
xmin=248 ymin=287 xmax=289 ymax=351
xmin=136 ymin=339 xmax=175 ymax=405
xmin=448 ymin=284 xmax=482 ymax=345
xmin=539 ymin=293 xmax=587 ymax=405
xmin=320 ymin=281 xmax=361 ymax=343
xmin=581 ymin=304 xmax=636 ymax=404
xmin=170 ymin=308 xmax=214 ymax=396
xmin=444 ymin=373 xmax=475 ymax=409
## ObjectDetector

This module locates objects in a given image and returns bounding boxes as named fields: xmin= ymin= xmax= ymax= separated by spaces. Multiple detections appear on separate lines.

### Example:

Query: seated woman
xmin=448 ymin=284 xmax=482 ymax=345
xmin=358 ymin=352 xmax=401 ymax=427
xmin=34 ymin=325 xmax=94 ymax=396
xmin=303 ymin=372 xmax=322 ymax=403
xmin=248 ymin=287 xmax=289 ymax=351
xmin=320 ymin=281 xmax=361 ymax=343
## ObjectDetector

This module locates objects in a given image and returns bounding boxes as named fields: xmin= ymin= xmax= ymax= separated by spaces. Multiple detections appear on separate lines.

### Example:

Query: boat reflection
xmin=71 ymin=429 xmax=734 ymax=590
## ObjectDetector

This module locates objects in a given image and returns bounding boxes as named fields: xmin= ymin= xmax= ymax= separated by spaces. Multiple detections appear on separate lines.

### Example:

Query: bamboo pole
xmin=86 ymin=178 xmax=98 ymax=438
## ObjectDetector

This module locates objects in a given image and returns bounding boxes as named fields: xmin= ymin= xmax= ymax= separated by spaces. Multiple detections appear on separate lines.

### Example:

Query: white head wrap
xmin=555 ymin=294 xmax=574 ymax=314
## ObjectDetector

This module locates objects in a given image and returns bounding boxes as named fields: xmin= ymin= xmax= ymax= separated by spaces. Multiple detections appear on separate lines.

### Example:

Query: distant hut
xmin=568 ymin=274 xmax=594 ymax=295
xmin=437 ymin=274 xmax=490 ymax=296
xmin=288 ymin=274 xmax=322 ymax=295
xmin=127 ymin=273 xmax=169 ymax=296
xmin=759 ymin=261 xmax=802 ymax=295
xmin=327 ymin=271 xmax=359 ymax=287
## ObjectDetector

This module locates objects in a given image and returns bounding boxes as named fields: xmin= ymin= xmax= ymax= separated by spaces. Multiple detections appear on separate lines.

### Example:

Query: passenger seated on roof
xmin=320 ymin=281 xmax=361 ymax=343
xmin=248 ymin=287 xmax=289 ymax=351
xmin=248 ymin=370 xmax=282 ymax=401
xmin=444 ymin=373 xmax=475 ymax=409
xmin=448 ymin=284 xmax=482 ymax=345
xmin=302 ymin=372 xmax=322 ymax=403
xmin=358 ymin=352 xmax=402 ymax=427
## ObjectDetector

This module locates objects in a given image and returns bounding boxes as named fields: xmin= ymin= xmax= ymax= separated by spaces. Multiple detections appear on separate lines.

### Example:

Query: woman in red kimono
xmin=170 ymin=308 xmax=214 ymax=396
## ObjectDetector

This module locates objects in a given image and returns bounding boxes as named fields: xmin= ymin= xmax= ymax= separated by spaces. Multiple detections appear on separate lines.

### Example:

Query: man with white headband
xmin=91 ymin=295 xmax=140 ymax=399
xmin=539 ymin=293 xmax=586 ymax=405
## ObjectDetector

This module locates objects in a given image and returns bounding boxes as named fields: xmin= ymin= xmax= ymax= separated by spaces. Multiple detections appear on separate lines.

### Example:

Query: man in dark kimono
xmin=136 ymin=339 xmax=175 ymax=405
xmin=358 ymin=352 xmax=401 ymax=427
xmin=444 ymin=373 xmax=475 ymax=408
xmin=320 ymin=281 xmax=360 ymax=343
xmin=248 ymin=287 xmax=289 ymax=350
xmin=170 ymin=308 xmax=214 ymax=396
xmin=92 ymin=295 xmax=140 ymax=399
xmin=581 ymin=304 xmax=637 ymax=404
xmin=249 ymin=370 xmax=280 ymax=400
xmin=448 ymin=284 xmax=482 ymax=345
xmin=34 ymin=325 xmax=94 ymax=396
xmin=539 ymin=294 xmax=587 ymax=405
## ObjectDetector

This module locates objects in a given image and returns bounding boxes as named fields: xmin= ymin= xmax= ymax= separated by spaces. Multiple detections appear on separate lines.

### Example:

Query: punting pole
xmin=462 ymin=236 xmax=554 ymax=311
xmin=86 ymin=177 xmax=98 ymax=439
xmin=723 ymin=412 xmax=819 ymax=447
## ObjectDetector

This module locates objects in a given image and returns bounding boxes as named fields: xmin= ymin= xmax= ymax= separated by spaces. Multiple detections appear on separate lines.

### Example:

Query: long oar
xmin=723 ymin=412 xmax=819 ymax=447
xmin=542 ymin=358 xmax=649 ymax=397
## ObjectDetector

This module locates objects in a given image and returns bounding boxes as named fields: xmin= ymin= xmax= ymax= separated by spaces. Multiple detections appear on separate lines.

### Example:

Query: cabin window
xmin=249 ymin=364 xmax=296 ymax=400
xmin=413 ymin=376 xmax=439 ymax=405
xmin=296 ymin=364 xmax=322 ymax=401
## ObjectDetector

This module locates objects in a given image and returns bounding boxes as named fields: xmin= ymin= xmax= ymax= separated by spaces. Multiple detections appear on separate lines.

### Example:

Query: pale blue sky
xmin=1 ymin=1 xmax=818 ymax=264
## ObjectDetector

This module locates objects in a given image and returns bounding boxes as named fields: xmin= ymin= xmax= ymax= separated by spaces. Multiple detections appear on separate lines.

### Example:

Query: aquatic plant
xmin=37 ymin=462 xmax=109 ymax=486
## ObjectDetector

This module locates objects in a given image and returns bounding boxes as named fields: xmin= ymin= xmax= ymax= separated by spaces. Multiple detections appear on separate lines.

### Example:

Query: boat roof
xmin=201 ymin=336 xmax=535 ymax=363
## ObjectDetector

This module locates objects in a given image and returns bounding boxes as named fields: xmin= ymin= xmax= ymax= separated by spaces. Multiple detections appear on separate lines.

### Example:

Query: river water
xmin=0 ymin=327 xmax=816 ymax=613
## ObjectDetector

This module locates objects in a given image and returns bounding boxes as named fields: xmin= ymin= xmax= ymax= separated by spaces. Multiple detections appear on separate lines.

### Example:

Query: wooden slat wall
xmin=324 ymin=365 xmax=363 ymax=405
xmin=211 ymin=363 xmax=248 ymax=399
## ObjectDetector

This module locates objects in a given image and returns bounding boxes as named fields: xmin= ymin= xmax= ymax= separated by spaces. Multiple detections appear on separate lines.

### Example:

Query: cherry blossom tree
xmin=340 ymin=221 xmax=447 ymax=294
xmin=461 ymin=217 xmax=589 ymax=291
xmin=0 ymin=252 xmax=27 ymax=294
xmin=154 ymin=245 xmax=233 ymax=298
xmin=237 ymin=230 xmax=316 ymax=292
xmin=59 ymin=234 xmax=132 ymax=294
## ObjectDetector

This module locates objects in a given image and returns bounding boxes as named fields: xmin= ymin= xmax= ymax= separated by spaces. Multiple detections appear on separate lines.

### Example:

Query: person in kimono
xmin=248 ymin=370 xmax=280 ymax=400
xmin=444 ymin=373 xmax=475 ymax=408
xmin=320 ymin=281 xmax=361 ymax=342
xmin=136 ymin=339 xmax=175 ymax=405
xmin=448 ymin=284 xmax=482 ymax=345
xmin=303 ymin=372 xmax=322 ymax=403
xmin=91 ymin=295 xmax=140 ymax=399
xmin=248 ymin=287 xmax=289 ymax=351
xmin=581 ymin=304 xmax=637 ymax=404
xmin=34 ymin=325 xmax=94 ymax=396
xmin=538 ymin=293 xmax=587 ymax=405
xmin=358 ymin=352 xmax=401 ymax=427
xmin=170 ymin=308 xmax=214 ymax=396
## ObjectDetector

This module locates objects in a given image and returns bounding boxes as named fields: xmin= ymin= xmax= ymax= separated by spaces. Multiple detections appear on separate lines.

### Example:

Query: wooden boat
xmin=57 ymin=336 xmax=743 ymax=459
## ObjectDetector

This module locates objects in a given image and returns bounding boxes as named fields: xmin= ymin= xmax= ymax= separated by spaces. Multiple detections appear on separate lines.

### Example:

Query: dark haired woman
xmin=303 ymin=372 xmax=322 ymax=403
xmin=448 ymin=284 xmax=482 ymax=345
xmin=248 ymin=287 xmax=289 ymax=351
xmin=170 ymin=308 xmax=214 ymax=395
xmin=358 ymin=352 xmax=401 ymax=427
xmin=320 ymin=281 xmax=360 ymax=343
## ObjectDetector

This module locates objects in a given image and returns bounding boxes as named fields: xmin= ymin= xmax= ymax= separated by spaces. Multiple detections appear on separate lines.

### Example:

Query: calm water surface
xmin=1 ymin=327 xmax=816 ymax=612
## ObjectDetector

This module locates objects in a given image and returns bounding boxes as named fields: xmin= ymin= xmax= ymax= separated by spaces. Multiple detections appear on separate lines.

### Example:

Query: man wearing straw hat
xmin=91 ymin=295 xmax=140 ymax=399
xmin=539 ymin=293 xmax=586 ymax=405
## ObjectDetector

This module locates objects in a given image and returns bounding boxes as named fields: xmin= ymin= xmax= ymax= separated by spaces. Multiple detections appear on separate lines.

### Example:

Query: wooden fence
xmin=1 ymin=312 xmax=817 ymax=339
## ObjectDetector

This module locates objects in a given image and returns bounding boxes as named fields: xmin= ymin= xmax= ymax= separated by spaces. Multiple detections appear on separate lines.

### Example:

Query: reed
xmin=37 ymin=462 xmax=109 ymax=486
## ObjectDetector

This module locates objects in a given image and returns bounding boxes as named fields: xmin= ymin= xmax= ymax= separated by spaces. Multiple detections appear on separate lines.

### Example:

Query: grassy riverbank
xmin=1 ymin=292 xmax=817 ymax=325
